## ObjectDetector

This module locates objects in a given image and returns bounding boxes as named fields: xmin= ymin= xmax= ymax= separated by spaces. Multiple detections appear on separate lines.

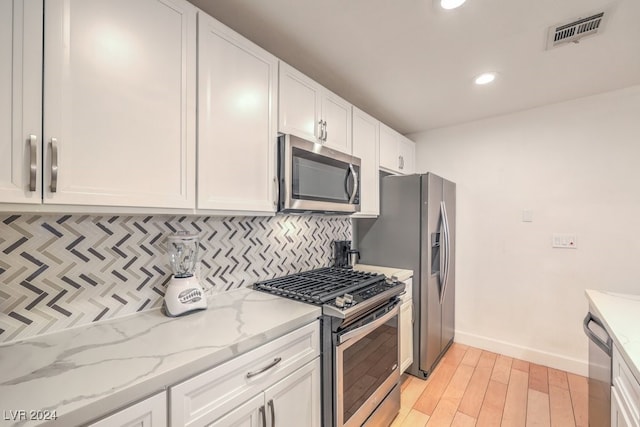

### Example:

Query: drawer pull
xmin=246 ymin=357 xmax=282 ymax=379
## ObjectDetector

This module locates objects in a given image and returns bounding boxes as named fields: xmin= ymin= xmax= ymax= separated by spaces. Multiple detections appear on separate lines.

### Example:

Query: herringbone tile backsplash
xmin=0 ymin=214 xmax=351 ymax=343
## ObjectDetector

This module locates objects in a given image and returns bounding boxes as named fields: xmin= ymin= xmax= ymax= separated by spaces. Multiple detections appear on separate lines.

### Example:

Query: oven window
xmin=341 ymin=316 xmax=398 ymax=423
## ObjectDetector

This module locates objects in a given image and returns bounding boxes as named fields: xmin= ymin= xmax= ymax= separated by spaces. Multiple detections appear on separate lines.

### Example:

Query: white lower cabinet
xmin=210 ymin=358 xmax=321 ymax=427
xmin=88 ymin=391 xmax=166 ymax=427
xmin=170 ymin=321 xmax=320 ymax=427
xmin=399 ymin=278 xmax=414 ymax=373
xmin=611 ymin=345 xmax=640 ymax=427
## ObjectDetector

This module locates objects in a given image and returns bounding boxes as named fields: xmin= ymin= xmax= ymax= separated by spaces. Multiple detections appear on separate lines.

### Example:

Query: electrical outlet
xmin=552 ymin=234 xmax=577 ymax=249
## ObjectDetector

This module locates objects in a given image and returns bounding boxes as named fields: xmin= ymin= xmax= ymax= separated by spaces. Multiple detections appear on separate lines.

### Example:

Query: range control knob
xmin=335 ymin=296 xmax=346 ymax=308
xmin=344 ymin=293 xmax=354 ymax=304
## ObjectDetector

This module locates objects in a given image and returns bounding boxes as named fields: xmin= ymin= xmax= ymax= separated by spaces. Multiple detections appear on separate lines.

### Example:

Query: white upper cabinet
xmin=320 ymin=89 xmax=352 ymax=154
xmin=279 ymin=62 xmax=352 ymax=154
xmin=0 ymin=0 xmax=42 ymax=204
xmin=379 ymin=122 xmax=415 ymax=175
xmin=351 ymin=107 xmax=379 ymax=217
xmin=279 ymin=62 xmax=321 ymax=144
xmin=399 ymin=135 xmax=416 ymax=175
xmin=197 ymin=12 xmax=278 ymax=214
xmin=42 ymin=0 xmax=197 ymax=208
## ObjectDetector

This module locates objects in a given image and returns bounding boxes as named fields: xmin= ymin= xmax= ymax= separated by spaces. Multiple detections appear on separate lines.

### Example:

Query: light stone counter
xmin=585 ymin=290 xmax=640 ymax=384
xmin=353 ymin=264 xmax=413 ymax=282
xmin=0 ymin=288 xmax=320 ymax=427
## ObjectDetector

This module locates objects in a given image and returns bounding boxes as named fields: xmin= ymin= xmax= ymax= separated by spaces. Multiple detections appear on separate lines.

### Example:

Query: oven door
xmin=279 ymin=134 xmax=360 ymax=214
xmin=335 ymin=302 xmax=400 ymax=427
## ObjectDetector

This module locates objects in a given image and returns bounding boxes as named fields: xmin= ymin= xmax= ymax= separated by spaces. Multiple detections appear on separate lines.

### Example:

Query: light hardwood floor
xmin=392 ymin=343 xmax=588 ymax=427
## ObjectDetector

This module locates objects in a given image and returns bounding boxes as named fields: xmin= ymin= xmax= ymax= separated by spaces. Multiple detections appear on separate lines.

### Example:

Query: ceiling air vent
xmin=546 ymin=12 xmax=605 ymax=49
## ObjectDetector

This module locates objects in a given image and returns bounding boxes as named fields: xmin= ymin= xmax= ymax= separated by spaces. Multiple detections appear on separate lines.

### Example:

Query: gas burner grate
xmin=254 ymin=267 xmax=385 ymax=305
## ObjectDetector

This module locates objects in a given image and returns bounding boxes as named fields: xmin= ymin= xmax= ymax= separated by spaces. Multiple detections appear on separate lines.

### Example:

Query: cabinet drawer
xmin=613 ymin=345 xmax=640 ymax=424
xmin=170 ymin=321 xmax=319 ymax=427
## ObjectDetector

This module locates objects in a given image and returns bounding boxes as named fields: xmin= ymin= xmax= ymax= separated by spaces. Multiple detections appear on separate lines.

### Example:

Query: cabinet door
xmin=43 ymin=0 xmax=196 ymax=208
xmin=197 ymin=13 xmax=277 ymax=213
xmin=379 ymin=122 xmax=400 ymax=173
xmin=321 ymin=89 xmax=352 ymax=154
xmin=264 ymin=358 xmax=321 ymax=427
xmin=0 ymin=0 xmax=42 ymax=204
xmin=207 ymin=394 xmax=263 ymax=427
xmin=400 ymin=299 xmax=413 ymax=373
xmin=351 ymin=107 xmax=379 ymax=216
xmin=278 ymin=62 xmax=322 ymax=143
xmin=399 ymin=136 xmax=416 ymax=175
xmin=89 ymin=391 xmax=166 ymax=427
xmin=611 ymin=387 xmax=633 ymax=427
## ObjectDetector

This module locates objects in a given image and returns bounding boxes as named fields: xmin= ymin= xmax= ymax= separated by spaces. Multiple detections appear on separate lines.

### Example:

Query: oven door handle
xmin=338 ymin=304 xmax=398 ymax=345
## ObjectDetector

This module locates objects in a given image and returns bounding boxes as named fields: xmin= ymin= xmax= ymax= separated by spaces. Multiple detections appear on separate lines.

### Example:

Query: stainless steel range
xmin=254 ymin=267 xmax=404 ymax=427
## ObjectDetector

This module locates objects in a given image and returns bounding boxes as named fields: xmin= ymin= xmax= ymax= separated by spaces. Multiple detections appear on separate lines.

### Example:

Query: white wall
xmin=409 ymin=85 xmax=640 ymax=375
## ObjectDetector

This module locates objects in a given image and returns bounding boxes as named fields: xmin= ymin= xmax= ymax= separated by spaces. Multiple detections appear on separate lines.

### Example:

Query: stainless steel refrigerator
xmin=355 ymin=172 xmax=455 ymax=379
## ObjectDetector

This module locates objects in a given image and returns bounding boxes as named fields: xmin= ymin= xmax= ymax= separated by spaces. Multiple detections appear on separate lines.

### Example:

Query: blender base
xmin=163 ymin=276 xmax=208 ymax=317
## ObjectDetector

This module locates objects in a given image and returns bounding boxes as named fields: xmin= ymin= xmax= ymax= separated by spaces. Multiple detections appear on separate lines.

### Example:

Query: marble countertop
xmin=353 ymin=264 xmax=413 ymax=282
xmin=0 ymin=288 xmax=320 ymax=427
xmin=585 ymin=290 xmax=640 ymax=383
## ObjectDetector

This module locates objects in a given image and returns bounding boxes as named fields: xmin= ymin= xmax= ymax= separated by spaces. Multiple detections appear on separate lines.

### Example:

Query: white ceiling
xmin=188 ymin=0 xmax=640 ymax=134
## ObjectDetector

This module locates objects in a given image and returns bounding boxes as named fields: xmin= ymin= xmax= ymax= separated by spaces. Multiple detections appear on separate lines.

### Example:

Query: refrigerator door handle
xmin=439 ymin=201 xmax=451 ymax=305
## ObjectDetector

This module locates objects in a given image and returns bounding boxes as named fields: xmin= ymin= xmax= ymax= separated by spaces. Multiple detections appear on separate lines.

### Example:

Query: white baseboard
xmin=455 ymin=330 xmax=589 ymax=376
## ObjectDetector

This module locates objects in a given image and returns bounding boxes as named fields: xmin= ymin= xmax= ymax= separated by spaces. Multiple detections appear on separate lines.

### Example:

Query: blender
xmin=164 ymin=232 xmax=207 ymax=317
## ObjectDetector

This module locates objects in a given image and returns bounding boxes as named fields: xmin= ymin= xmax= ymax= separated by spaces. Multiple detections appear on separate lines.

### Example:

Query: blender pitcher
xmin=164 ymin=232 xmax=207 ymax=316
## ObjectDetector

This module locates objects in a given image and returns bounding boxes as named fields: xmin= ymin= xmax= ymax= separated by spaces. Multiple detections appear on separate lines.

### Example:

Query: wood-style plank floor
xmin=392 ymin=343 xmax=588 ymax=427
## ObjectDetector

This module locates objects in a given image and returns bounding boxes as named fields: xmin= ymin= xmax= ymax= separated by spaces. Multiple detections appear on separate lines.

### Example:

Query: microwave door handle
xmin=347 ymin=164 xmax=358 ymax=204
xmin=344 ymin=166 xmax=351 ymax=199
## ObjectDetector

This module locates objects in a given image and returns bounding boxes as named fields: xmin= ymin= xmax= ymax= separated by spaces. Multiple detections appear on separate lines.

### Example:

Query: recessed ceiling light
xmin=474 ymin=72 xmax=497 ymax=85
xmin=440 ymin=0 xmax=466 ymax=10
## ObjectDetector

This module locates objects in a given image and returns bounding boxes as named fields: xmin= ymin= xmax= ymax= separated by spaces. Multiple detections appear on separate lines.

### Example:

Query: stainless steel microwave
xmin=277 ymin=134 xmax=361 ymax=214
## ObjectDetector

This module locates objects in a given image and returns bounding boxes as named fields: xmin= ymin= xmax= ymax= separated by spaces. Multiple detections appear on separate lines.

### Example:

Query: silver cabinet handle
xmin=268 ymin=399 xmax=275 ymax=427
xmin=28 ymin=135 xmax=37 ymax=192
xmin=49 ymin=138 xmax=58 ymax=193
xmin=398 ymin=155 xmax=403 ymax=170
xmin=246 ymin=357 xmax=282 ymax=378
xmin=273 ymin=176 xmax=279 ymax=208
xmin=259 ymin=405 xmax=267 ymax=427
xmin=318 ymin=120 xmax=324 ymax=142
xmin=323 ymin=120 xmax=328 ymax=141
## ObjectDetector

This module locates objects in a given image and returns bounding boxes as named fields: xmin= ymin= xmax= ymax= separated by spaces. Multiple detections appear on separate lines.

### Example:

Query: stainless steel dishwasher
xmin=583 ymin=309 xmax=613 ymax=427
